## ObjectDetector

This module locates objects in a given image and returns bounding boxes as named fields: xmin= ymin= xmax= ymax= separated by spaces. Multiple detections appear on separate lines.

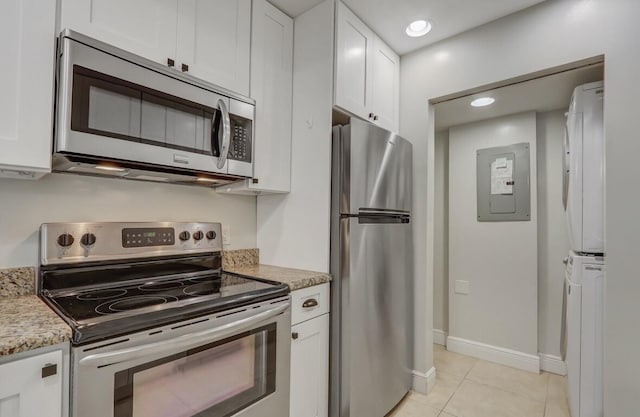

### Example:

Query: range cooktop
xmin=38 ymin=222 xmax=289 ymax=345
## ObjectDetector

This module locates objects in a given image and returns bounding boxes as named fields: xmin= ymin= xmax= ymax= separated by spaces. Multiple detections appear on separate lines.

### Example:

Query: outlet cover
xmin=454 ymin=280 xmax=470 ymax=295
xmin=222 ymin=225 xmax=231 ymax=245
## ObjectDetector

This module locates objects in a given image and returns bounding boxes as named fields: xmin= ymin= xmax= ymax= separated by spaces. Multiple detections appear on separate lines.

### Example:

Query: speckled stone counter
xmin=0 ymin=295 xmax=71 ymax=356
xmin=226 ymin=264 xmax=331 ymax=291
xmin=0 ymin=267 xmax=36 ymax=297
xmin=222 ymin=248 xmax=259 ymax=269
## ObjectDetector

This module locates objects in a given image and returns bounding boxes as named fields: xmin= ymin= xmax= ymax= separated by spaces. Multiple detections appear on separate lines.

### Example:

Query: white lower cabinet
xmin=0 ymin=350 xmax=63 ymax=417
xmin=290 ymin=283 xmax=329 ymax=417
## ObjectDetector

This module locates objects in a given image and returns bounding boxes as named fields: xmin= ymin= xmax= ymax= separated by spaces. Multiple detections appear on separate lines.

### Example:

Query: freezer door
xmin=338 ymin=216 xmax=413 ymax=417
xmin=341 ymin=118 xmax=412 ymax=214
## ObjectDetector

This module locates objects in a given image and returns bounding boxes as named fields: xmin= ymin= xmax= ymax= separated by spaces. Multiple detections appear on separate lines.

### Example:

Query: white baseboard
xmin=433 ymin=329 xmax=448 ymax=346
xmin=447 ymin=336 xmax=540 ymax=373
xmin=412 ymin=367 xmax=436 ymax=394
xmin=539 ymin=353 xmax=567 ymax=376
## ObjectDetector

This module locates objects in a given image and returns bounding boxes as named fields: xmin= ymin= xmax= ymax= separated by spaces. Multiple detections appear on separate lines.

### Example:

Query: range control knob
xmin=81 ymin=233 xmax=97 ymax=247
xmin=206 ymin=231 xmax=217 ymax=240
xmin=57 ymin=233 xmax=74 ymax=247
xmin=193 ymin=231 xmax=204 ymax=241
xmin=179 ymin=231 xmax=191 ymax=241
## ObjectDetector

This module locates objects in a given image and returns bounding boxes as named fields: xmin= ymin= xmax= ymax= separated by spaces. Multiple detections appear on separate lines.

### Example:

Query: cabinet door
xmin=0 ymin=0 xmax=56 ymax=177
xmin=0 ymin=350 xmax=63 ymax=417
xmin=249 ymin=0 xmax=293 ymax=192
xmin=290 ymin=314 xmax=329 ymax=417
xmin=60 ymin=0 xmax=178 ymax=65
xmin=334 ymin=2 xmax=374 ymax=120
xmin=177 ymin=0 xmax=251 ymax=96
xmin=371 ymin=37 xmax=399 ymax=132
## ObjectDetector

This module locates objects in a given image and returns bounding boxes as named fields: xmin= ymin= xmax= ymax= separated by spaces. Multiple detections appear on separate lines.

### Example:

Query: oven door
xmin=71 ymin=298 xmax=290 ymax=417
xmin=57 ymin=35 xmax=236 ymax=175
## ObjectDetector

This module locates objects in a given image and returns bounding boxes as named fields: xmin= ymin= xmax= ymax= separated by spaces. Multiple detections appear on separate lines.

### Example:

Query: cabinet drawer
xmin=291 ymin=283 xmax=329 ymax=325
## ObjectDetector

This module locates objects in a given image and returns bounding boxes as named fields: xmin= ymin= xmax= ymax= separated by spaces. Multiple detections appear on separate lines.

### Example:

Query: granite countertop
xmin=0 ymin=295 xmax=72 ymax=356
xmin=226 ymin=264 xmax=331 ymax=291
xmin=0 ymin=267 xmax=72 ymax=356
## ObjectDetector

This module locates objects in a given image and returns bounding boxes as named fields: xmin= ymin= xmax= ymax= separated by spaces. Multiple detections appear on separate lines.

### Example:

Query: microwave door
xmin=56 ymin=36 xmax=230 ymax=175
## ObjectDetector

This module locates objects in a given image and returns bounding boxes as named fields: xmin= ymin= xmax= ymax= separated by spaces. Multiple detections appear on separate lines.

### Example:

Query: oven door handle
xmin=78 ymin=303 xmax=289 ymax=368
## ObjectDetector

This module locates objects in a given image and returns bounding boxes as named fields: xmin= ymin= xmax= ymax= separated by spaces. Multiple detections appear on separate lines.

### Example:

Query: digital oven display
xmin=122 ymin=228 xmax=175 ymax=248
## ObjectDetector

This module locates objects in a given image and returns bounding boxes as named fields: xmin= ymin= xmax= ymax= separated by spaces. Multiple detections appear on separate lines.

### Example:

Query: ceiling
xmin=268 ymin=0 xmax=548 ymax=55
xmin=434 ymin=63 xmax=604 ymax=132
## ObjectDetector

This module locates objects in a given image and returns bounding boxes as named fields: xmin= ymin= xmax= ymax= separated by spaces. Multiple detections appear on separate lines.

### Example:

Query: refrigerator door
xmin=340 ymin=118 xmax=412 ymax=214
xmin=339 ymin=216 xmax=413 ymax=417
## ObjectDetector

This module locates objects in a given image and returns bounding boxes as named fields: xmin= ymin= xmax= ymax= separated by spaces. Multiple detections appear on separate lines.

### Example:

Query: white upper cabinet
xmin=176 ymin=0 xmax=251 ymax=96
xmin=217 ymin=0 xmax=293 ymax=194
xmin=334 ymin=1 xmax=399 ymax=132
xmin=371 ymin=37 xmax=399 ymax=132
xmin=60 ymin=0 xmax=251 ymax=95
xmin=0 ymin=0 xmax=57 ymax=179
xmin=335 ymin=2 xmax=373 ymax=119
xmin=60 ymin=0 xmax=178 ymax=66
xmin=0 ymin=350 xmax=63 ymax=417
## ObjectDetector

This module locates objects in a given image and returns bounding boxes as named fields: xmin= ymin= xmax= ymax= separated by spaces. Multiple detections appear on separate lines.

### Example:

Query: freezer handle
xmin=342 ymin=208 xmax=411 ymax=224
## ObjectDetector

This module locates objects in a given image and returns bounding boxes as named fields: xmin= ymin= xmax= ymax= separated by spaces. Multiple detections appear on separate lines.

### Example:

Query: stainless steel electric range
xmin=38 ymin=222 xmax=291 ymax=417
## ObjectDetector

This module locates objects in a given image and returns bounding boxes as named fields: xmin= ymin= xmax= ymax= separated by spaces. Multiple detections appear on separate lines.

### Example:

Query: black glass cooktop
xmin=39 ymin=256 xmax=289 ymax=345
xmin=45 ymin=273 xmax=276 ymax=322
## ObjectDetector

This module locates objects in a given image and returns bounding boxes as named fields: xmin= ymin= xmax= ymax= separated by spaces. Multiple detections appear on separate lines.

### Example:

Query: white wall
xmin=256 ymin=0 xmax=334 ymax=273
xmin=433 ymin=131 xmax=448 ymax=334
xmin=537 ymin=110 xmax=571 ymax=357
xmin=448 ymin=112 xmax=538 ymax=355
xmin=400 ymin=0 xmax=640 ymax=412
xmin=0 ymin=174 xmax=256 ymax=268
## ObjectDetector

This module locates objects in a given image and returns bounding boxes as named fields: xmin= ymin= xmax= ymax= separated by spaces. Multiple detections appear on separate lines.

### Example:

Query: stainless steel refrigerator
xmin=330 ymin=118 xmax=413 ymax=417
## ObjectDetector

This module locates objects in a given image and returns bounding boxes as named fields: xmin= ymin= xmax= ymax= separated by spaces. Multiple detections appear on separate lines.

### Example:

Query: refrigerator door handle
xmin=352 ymin=208 xmax=411 ymax=224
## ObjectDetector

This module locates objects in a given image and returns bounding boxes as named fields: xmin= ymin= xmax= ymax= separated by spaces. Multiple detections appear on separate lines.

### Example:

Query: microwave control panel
xmin=228 ymin=115 xmax=252 ymax=163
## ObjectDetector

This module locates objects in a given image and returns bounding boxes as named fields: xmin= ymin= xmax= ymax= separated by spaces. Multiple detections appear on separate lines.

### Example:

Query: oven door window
xmin=113 ymin=324 xmax=276 ymax=417
xmin=71 ymin=65 xmax=219 ymax=156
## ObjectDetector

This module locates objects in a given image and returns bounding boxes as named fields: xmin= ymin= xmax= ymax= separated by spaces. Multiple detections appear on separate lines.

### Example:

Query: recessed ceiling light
xmin=470 ymin=97 xmax=495 ymax=107
xmin=406 ymin=20 xmax=432 ymax=37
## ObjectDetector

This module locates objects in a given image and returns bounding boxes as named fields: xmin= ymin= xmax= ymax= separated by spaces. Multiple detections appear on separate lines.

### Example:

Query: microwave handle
xmin=215 ymin=98 xmax=231 ymax=169
xmin=78 ymin=303 xmax=289 ymax=368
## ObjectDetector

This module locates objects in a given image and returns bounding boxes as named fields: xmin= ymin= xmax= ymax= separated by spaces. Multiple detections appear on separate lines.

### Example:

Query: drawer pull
xmin=302 ymin=299 xmax=318 ymax=309
xmin=292 ymin=332 xmax=299 ymax=340
xmin=42 ymin=363 xmax=57 ymax=378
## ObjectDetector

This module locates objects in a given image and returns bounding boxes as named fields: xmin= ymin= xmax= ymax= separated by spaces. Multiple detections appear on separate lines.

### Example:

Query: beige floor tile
xmin=434 ymin=343 xmax=446 ymax=352
xmin=545 ymin=374 xmax=570 ymax=417
xmin=434 ymin=348 xmax=477 ymax=379
xmin=386 ymin=393 xmax=440 ymax=417
xmin=465 ymin=360 xmax=550 ymax=402
xmin=409 ymin=372 xmax=462 ymax=411
xmin=439 ymin=412 xmax=457 ymax=417
xmin=443 ymin=379 xmax=545 ymax=417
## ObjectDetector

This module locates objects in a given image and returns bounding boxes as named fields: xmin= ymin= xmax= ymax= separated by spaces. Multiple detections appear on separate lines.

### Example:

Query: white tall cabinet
xmin=217 ymin=0 xmax=294 ymax=194
xmin=60 ymin=0 xmax=251 ymax=95
xmin=290 ymin=283 xmax=330 ymax=417
xmin=334 ymin=1 xmax=399 ymax=132
xmin=0 ymin=0 xmax=57 ymax=179
xmin=0 ymin=350 xmax=63 ymax=417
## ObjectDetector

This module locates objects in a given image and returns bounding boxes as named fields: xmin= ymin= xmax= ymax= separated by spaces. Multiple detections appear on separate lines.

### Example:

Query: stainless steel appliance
xmin=38 ymin=222 xmax=290 ymax=417
xmin=330 ymin=118 xmax=414 ymax=417
xmin=54 ymin=30 xmax=254 ymax=187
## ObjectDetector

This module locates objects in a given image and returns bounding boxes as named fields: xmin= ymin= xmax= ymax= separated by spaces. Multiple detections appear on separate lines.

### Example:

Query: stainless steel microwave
xmin=53 ymin=30 xmax=254 ymax=187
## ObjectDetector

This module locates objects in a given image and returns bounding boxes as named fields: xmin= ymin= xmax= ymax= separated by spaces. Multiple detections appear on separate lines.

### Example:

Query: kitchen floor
xmin=387 ymin=344 xmax=570 ymax=417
